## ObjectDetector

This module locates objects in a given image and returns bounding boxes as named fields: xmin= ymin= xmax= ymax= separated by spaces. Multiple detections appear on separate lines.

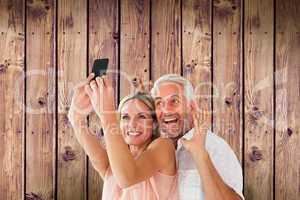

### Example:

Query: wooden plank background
xmin=0 ymin=0 xmax=299 ymax=200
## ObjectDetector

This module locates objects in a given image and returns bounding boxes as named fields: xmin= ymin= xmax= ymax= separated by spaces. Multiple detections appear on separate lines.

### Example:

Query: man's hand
xmin=68 ymin=73 xmax=95 ymax=127
xmin=84 ymin=75 xmax=117 ymax=125
xmin=181 ymin=105 xmax=208 ymax=155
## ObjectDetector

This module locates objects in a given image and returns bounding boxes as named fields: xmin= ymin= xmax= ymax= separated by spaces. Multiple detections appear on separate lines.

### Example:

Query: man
xmin=150 ymin=74 xmax=244 ymax=200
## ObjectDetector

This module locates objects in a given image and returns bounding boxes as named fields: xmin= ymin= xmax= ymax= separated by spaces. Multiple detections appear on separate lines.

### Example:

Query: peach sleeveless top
xmin=102 ymin=167 xmax=178 ymax=200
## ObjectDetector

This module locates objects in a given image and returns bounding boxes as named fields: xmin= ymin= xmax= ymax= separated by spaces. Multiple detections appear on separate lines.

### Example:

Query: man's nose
xmin=161 ymin=100 xmax=174 ymax=113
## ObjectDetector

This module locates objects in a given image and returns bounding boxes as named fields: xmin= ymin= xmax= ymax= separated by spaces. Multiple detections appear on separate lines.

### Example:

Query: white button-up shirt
xmin=176 ymin=128 xmax=244 ymax=200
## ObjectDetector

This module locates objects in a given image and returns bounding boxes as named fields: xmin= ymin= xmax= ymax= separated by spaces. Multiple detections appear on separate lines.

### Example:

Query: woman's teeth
xmin=128 ymin=131 xmax=142 ymax=136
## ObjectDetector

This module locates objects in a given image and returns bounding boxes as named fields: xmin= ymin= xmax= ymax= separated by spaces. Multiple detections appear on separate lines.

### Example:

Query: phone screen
xmin=92 ymin=58 xmax=109 ymax=79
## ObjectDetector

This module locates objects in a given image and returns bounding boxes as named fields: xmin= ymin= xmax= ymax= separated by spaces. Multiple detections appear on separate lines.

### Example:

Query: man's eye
xmin=121 ymin=115 xmax=129 ymax=120
xmin=172 ymin=98 xmax=179 ymax=104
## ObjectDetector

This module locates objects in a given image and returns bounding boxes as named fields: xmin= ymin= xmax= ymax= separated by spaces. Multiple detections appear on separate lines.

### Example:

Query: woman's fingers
xmin=84 ymin=84 xmax=93 ymax=98
xmin=90 ymin=80 xmax=98 ymax=92
xmin=95 ymin=76 xmax=101 ymax=87
xmin=101 ymin=75 xmax=107 ymax=87
xmin=73 ymin=73 xmax=95 ymax=90
xmin=87 ymin=73 xmax=95 ymax=82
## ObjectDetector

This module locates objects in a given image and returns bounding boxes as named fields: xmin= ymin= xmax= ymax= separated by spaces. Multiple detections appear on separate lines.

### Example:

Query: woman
xmin=68 ymin=73 xmax=178 ymax=199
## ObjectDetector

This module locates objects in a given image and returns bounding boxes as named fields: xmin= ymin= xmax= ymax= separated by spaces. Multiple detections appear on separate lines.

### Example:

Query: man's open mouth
xmin=163 ymin=116 xmax=179 ymax=124
xmin=161 ymin=114 xmax=180 ymax=126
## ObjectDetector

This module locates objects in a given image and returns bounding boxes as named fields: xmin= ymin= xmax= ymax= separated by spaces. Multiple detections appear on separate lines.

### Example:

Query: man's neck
xmin=172 ymin=126 xmax=194 ymax=149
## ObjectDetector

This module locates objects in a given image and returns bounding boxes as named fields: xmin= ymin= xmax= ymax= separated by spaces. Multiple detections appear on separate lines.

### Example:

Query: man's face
xmin=154 ymin=82 xmax=192 ymax=139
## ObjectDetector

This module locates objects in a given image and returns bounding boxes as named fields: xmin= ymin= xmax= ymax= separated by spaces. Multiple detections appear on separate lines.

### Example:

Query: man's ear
xmin=189 ymin=99 xmax=198 ymax=112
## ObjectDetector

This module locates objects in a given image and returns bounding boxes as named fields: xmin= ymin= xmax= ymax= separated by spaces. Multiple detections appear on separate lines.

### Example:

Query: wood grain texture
xmin=182 ymin=0 xmax=212 ymax=130
xmin=151 ymin=0 xmax=181 ymax=80
xmin=0 ymin=0 xmax=25 ymax=199
xmin=88 ymin=0 xmax=119 ymax=199
xmin=57 ymin=0 xmax=87 ymax=199
xmin=244 ymin=0 xmax=274 ymax=199
xmin=213 ymin=0 xmax=243 ymax=161
xmin=25 ymin=0 xmax=56 ymax=199
xmin=120 ymin=0 xmax=150 ymax=99
xmin=275 ymin=0 xmax=300 ymax=199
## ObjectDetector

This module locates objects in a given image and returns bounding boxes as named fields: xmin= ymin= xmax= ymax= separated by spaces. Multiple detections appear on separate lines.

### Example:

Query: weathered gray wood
xmin=275 ymin=0 xmax=300 ymax=199
xmin=120 ymin=0 xmax=150 ymax=99
xmin=182 ymin=0 xmax=212 ymax=132
xmin=151 ymin=0 xmax=181 ymax=80
xmin=57 ymin=0 xmax=87 ymax=199
xmin=244 ymin=0 xmax=274 ymax=199
xmin=88 ymin=0 xmax=119 ymax=199
xmin=213 ymin=0 xmax=243 ymax=161
xmin=25 ymin=0 xmax=56 ymax=199
xmin=0 ymin=0 xmax=25 ymax=199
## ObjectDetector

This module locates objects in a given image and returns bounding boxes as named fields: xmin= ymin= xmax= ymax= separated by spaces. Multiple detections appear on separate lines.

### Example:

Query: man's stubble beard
xmin=159 ymin=112 xmax=193 ymax=142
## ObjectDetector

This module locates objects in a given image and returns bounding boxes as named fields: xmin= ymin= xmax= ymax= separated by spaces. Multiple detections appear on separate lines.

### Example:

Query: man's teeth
xmin=164 ymin=117 xmax=177 ymax=122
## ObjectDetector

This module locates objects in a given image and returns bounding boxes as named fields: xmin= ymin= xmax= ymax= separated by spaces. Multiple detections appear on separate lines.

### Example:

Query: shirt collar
xmin=176 ymin=128 xmax=195 ymax=151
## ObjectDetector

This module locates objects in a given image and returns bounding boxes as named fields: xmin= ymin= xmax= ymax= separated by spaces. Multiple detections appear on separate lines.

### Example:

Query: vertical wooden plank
xmin=57 ymin=0 xmax=87 ymax=199
xmin=0 ymin=0 xmax=25 ymax=199
xmin=25 ymin=0 xmax=56 ymax=199
xmin=244 ymin=0 xmax=274 ymax=199
xmin=182 ymin=0 xmax=212 ymax=129
xmin=120 ymin=0 xmax=150 ymax=99
xmin=275 ymin=0 xmax=300 ymax=199
xmin=151 ymin=0 xmax=181 ymax=80
xmin=88 ymin=0 xmax=119 ymax=199
xmin=213 ymin=0 xmax=242 ymax=160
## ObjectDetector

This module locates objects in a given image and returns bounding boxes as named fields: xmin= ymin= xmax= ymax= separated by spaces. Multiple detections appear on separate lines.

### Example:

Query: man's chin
xmin=160 ymin=130 xmax=182 ymax=140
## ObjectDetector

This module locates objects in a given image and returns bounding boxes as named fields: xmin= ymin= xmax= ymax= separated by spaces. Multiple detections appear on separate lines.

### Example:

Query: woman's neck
xmin=129 ymin=140 xmax=151 ymax=158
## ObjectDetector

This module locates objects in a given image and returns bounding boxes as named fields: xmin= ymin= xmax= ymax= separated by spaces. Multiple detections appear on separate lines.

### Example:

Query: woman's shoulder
xmin=147 ymin=137 xmax=175 ymax=152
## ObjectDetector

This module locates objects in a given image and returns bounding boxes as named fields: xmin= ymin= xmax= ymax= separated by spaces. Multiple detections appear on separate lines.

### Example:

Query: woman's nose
xmin=128 ymin=118 xmax=138 ymax=128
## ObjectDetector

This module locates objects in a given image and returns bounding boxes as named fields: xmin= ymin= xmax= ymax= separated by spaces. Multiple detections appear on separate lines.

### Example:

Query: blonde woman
xmin=68 ymin=73 xmax=178 ymax=199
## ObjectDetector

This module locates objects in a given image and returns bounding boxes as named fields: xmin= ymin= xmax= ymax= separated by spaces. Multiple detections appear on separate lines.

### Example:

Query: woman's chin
xmin=125 ymin=136 xmax=149 ymax=146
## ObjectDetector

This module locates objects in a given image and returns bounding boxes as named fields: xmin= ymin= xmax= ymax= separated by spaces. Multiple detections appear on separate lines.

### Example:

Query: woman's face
xmin=120 ymin=99 xmax=154 ymax=146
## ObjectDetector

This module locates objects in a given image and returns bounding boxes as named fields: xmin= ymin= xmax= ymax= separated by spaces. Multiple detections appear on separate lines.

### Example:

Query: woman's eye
xmin=155 ymin=101 xmax=162 ymax=107
xmin=137 ymin=114 xmax=147 ymax=119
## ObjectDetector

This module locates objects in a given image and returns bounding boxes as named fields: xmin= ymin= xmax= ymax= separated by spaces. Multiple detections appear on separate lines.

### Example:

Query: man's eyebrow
xmin=154 ymin=94 xmax=180 ymax=101
xmin=170 ymin=94 xmax=180 ymax=98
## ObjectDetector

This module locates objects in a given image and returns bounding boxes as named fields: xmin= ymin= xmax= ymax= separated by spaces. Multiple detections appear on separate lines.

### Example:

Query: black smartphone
xmin=92 ymin=58 xmax=109 ymax=80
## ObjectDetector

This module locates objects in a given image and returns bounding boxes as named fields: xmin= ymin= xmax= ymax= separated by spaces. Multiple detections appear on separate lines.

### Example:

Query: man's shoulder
xmin=206 ymin=130 xmax=228 ymax=148
xmin=205 ymin=130 xmax=239 ymax=160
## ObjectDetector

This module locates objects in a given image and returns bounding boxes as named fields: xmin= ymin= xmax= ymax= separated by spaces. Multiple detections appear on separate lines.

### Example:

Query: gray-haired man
xmin=151 ymin=74 xmax=244 ymax=200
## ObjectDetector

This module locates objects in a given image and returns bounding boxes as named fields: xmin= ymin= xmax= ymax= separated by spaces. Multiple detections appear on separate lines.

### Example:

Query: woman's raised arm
xmin=68 ymin=73 xmax=109 ymax=179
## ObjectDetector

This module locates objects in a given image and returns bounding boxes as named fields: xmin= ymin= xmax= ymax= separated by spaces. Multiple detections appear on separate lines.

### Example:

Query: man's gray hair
xmin=150 ymin=74 xmax=195 ymax=101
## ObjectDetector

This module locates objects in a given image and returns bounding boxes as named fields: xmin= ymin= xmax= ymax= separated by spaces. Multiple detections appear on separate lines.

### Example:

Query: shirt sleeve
xmin=206 ymin=132 xmax=245 ymax=200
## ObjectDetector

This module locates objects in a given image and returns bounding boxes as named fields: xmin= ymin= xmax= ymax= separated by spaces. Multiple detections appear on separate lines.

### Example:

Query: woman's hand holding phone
xmin=68 ymin=73 xmax=95 ymax=128
xmin=84 ymin=76 xmax=117 ymax=127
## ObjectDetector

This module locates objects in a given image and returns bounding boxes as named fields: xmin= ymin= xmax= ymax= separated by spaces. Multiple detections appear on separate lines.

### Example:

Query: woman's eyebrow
xmin=137 ymin=112 xmax=151 ymax=116
xmin=154 ymin=97 xmax=162 ymax=101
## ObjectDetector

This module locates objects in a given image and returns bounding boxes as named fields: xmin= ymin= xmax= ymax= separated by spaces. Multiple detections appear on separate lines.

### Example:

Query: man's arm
xmin=190 ymin=149 xmax=242 ymax=200
xmin=181 ymin=108 xmax=243 ymax=200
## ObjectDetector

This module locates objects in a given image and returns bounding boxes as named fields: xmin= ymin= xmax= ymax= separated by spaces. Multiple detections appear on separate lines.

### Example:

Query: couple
xmin=68 ymin=73 xmax=244 ymax=200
